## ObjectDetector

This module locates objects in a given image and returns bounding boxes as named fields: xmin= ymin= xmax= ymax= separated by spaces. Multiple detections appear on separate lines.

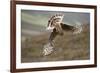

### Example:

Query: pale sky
xmin=21 ymin=10 xmax=90 ymax=27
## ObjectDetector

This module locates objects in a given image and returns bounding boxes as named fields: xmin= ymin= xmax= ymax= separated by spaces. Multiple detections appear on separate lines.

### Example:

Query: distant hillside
xmin=21 ymin=24 xmax=90 ymax=63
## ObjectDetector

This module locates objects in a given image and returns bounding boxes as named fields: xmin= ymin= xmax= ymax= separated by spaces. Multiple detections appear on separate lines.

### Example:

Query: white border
xmin=16 ymin=5 xmax=94 ymax=69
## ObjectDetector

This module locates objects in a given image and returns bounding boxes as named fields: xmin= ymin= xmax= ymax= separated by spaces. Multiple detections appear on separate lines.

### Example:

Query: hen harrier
xmin=43 ymin=14 xmax=82 ymax=56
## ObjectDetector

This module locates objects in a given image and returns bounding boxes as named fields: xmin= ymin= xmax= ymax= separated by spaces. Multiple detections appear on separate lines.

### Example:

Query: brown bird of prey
xmin=43 ymin=13 xmax=82 ymax=56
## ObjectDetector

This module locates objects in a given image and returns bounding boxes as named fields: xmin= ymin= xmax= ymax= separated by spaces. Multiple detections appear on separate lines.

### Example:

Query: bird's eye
xmin=48 ymin=20 xmax=50 ymax=22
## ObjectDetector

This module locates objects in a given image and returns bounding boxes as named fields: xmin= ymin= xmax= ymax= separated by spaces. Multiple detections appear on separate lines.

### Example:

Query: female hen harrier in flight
xmin=43 ymin=14 xmax=82 ymax=56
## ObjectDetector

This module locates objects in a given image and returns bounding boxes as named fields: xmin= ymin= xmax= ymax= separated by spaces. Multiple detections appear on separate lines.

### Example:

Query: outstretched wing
xmin=61 ymin=22 xmax=83 ymax=34
xmin=48 ymin=14 xmax=64 ymax=44
xmin=61 ymin=23 xmax=75 ymax=31
xmin=47 ymin=14 xmax=64 ymax=30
